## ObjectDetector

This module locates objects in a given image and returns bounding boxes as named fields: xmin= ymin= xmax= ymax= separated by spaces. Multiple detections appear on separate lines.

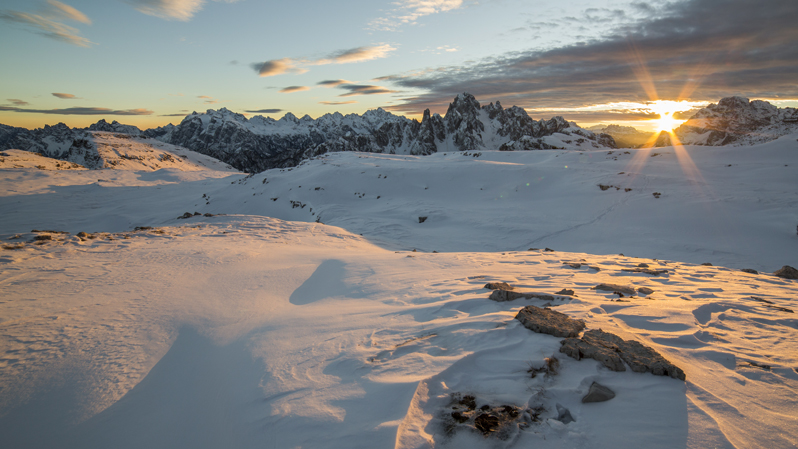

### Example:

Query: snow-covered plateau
xmin=1 ymin=128 xmax=797 ymax=448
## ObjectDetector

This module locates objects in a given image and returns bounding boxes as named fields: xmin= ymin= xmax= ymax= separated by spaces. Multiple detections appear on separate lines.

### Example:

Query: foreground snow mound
xmin=0 ymin=217 xmax=795 ymax=449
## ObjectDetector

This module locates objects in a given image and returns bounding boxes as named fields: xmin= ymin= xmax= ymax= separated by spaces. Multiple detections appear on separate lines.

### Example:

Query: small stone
xmin=451 ymin=411 xmax=469 ymax=423
xmin=565 ymin=263 xmax=581 ymax=268
xmin=418 ymin=216 xmax=428 ymax=223
xmin=593 ymin=283 xmax=636 ymax=295
xmin=555 ymin=288 xmax=575 ymax=296
xmin=637 ymin=263 xmax=649 ymax=268
xmin=555 ymin=404 xmax=575 ymax=424
xmin=701 ymin=262 xmax=713 ymax=266
xmin=582 ymin=382 xmax=616 ymax=403
xmin=774 ymin=265 xmax=798 ymax=280
xmin=637 ymin=287 xmax=654 ymax=295
xmin=484 ymin=282 xmax=513 ymax=291
xmin=740 ymin=268 xmax=758 ymax=274
xmin=544 ymin=248 xmax=555 ymax=252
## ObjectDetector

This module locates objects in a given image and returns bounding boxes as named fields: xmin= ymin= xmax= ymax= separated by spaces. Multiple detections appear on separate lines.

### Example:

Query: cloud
xmin=128 ymin=0 xmax=240 ymax=21
xmin=245 ymin=108 xmax=282 ymax=114
xmin=319 ymin=101 xmax=358 ymax=105
xmin=0 ymin=106 xmax=153 ymax=115
xmin=7 ymin=99 xmax=29 ymax=106
xmin=317 ymin=79 xmax=350 ymax=87
xmin=52 ymin=92 xmax=78 ymax=99
xmin=382 ymin=0 xmax=798 ymax=115
xmin=159 ymin=113 xmax=189 ymax=116
xmin=314 ymin=45 xmax=396 ymax=65
xmin=251 ymin=58 xmax=306 ymax=77
xmin=370 ymin=0 xmax=463 ymax=31
xmin=252 ymin=45 xmax=395 ymax=77
xmin=197 ymin=95 xmax=220 ymax=104
xmin=0 ymin=1 xmax=93 ymax=47
xmin=337 ymin=84 xmax=397 ymax=97
xmin=279 ymin=86 xmax=310 ymax=94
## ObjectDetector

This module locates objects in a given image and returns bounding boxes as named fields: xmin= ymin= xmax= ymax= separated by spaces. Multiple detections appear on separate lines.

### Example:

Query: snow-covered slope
xmin=1 ymin=129 xmax=797 ymax=449
xmin=660 ymin=96 xmax=798 ymax=146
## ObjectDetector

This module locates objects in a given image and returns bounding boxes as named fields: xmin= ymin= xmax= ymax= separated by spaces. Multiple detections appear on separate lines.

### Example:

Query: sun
xmin=656 ymin=112 xmax=681 ymax=132
xmin=648 ymin=100 xmax=688 ymax=132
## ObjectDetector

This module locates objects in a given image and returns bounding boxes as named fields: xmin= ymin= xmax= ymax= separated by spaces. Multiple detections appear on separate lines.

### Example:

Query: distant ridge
xmin=0 ymin=93 xmax=615 ymax=173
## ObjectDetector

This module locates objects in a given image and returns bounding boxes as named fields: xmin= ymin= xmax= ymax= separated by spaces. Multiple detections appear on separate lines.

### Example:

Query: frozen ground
xmin=0 ymin=135 xmax=797 ymax=448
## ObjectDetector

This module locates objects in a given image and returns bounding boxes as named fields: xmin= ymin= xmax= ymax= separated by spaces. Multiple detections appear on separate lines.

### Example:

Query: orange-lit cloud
xmin=7 ymin=99 xmax=29 ymax=106
xmin=52 ymin=92 xmax=78 ymax=99
xmin=317 ymin=80 xmax=351 ymax=88
xmin=251 ymin=45 xmax=395 ymax=78
xmin=337 ymin=84 xmax=397 ymax=97
xmin=0 ymin=1 xmax=93 ymax=47
xmin=129 ymin=0 xmax=203 ymax=21
xmin=279 ymin=86 xmax=310 ymax=94
xmin=319 ymin=101 xmax=357 ymax=105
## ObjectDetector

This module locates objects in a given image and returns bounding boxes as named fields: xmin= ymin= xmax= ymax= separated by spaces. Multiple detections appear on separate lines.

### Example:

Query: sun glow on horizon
xmin=647 ymin=100 xmax=692 ymax=132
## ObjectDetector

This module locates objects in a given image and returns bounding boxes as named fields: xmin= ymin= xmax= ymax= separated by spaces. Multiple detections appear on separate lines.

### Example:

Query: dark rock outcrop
xmin=484 ymin=282 xmax=513 ymax=291
xmin=582 ymin=382 xmax=616 ymax=403
xmin=774 ymin=265 xmax=798 ymax=280
xmin=560 ymin=329 xmax=686 ymax=380
xmin=515 ymin=305 xmax=586 ymax=338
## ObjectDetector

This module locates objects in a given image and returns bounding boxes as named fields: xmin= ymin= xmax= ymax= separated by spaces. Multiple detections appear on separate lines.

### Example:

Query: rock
xmin=621 ymin=268 xmax=668 ymax=275
xmin=555 ymin=288 xmax=575 ymax=296
xmin=774 ymin=265 xmax=798 ymax=279
xmin=515 ymin=305 xmax=586 ymax=338
xmin=560 ymin=329 xmax=686 ymax=380
xmin=564 ymin=263 xmax=581 ymax=268
xmin=582 ymin=382 xmax=616 ymax=403
xmin=418 ymin=216 xmax=427 ymax=223
xmin=637 ymin=287 xmax=655 ymax=295
xmin=637 ymin=263 xmax=649 ymax=268
xmin=593 ymin=283 xmax=636 ymax=295
xmin=484 ymin=282 xmax=513 ymax=290
xmin=740 ymin=268 xmax=758 ymax=274
xmin=701 ymin=262 xmax=713 ymax=266
xmin=474 ymin=413 xmax=500 ymax=434
xmin=489 ymin=290 xmax=555 ymax=302
xmin=178 ymin=212 xmax=193 ymax=219
xmin=555 ymin=404 xmax=575 ymax=424
xmin=544 ymin=247 xmax=555 ymax=252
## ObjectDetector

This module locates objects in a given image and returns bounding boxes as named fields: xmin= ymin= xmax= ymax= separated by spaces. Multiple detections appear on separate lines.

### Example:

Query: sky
xmin=1 ymin=0 xmax=796 ymax=132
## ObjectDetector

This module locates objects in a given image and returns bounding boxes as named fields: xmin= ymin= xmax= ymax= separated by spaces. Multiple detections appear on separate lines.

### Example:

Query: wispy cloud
xmin=279 ymin=86 xmax=310 ymax=94
xmin=0 ymin=106 xmax=153 ymax=115
xmin=337 ymin=84 xmax=397 ymax=97
xmin=128 ymin=0 xmax=240 ymax=21
xmin=197 ymin=95 xmax=220 ymax=104
xmin=382 ymin=0 xmax=798 ymax=116
xmin=7 ymin=99 xmax=29 ymax=106
xmin=252 ymin=45 xmax=395 ymax=78
xmin=317 ymin=80 xmax=351 ymax=87
xmin=0 ymin=0 xmax=93 ymax=47
xmin=370 ymin=0 xmax=463 ymax=31
xmin=159 ymin=113 xmax=189 ymax=116
xmin=245 ymin=108 xmax=282 ymax=114
xmin=52 ymin=92 xmax=79 ymax=99
xmin=319 ymin=101 xmax=358 ymax=105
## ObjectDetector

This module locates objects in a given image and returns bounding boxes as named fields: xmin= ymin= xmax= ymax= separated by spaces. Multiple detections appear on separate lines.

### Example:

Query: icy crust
xmin=660 ymin=96 xmax=798 ymax=146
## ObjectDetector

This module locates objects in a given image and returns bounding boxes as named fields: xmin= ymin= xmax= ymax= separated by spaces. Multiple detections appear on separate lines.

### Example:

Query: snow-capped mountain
xmin=658 ymin=96 xmax=798 ymax=146
xmin=150 ymin=93 xmax=616 ymax=172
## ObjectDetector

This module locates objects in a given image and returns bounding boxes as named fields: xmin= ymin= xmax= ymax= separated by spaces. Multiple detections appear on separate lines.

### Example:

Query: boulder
xmin=515 ymin=305 xmax=585 ymax=338
xmin=774 ymin=265 xmax=798 ymax=280
xmin=582 ymin=382 xmax=616 ymax=403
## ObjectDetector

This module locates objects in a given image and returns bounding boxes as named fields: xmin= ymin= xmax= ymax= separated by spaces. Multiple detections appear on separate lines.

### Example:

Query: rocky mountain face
xmin=0 ymin=123 xmax=105 ymax=169
xmin=150 ymin=93 xmax=615 ymax=172
xmin=657 ymin=97 xmax=798 ymax=146
xmin=1 ymin=93 xmax=616 ymax=172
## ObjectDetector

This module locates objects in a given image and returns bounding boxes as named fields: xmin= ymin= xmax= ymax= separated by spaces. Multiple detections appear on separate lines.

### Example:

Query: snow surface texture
xmin=1 ymin=136 xmax=797 ymax=448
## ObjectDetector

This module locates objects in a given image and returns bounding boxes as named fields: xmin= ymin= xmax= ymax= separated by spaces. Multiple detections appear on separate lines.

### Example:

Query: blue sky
xmin=1 ymin=0 xmax=796 ymax=131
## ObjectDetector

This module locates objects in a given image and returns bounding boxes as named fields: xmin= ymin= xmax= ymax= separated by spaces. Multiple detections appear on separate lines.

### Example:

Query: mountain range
xmin=2 ymin=94 xmax=796 ymax=173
